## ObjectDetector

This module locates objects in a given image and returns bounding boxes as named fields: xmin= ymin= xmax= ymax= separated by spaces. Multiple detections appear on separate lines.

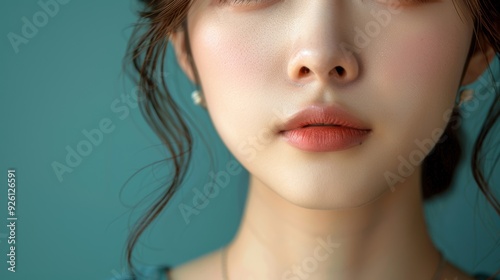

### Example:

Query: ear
xmin=461 ymin=36 xmax=496 ymax=86
xmin=169 ymin=31 xmax=197 ymax=83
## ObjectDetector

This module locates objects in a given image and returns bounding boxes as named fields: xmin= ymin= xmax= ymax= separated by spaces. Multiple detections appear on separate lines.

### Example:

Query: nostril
xmin=332 ymin=66 xmax=345 ymax=77
xmin=299 ymin=66 xmax=310 ymax=75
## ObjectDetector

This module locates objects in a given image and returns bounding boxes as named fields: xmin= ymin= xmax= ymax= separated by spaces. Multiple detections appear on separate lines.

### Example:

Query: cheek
xmin=385 ymin=30 xmax=466 ymax=96
xmin=192 ymin=19 xmax=274 ymax=95
xmin=190 ymin=21 xmax=281 ymax=154
xmin=373 ymin=21 xmax=471 ymax=143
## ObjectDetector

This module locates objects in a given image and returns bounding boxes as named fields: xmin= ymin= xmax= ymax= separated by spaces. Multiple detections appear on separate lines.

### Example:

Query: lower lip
xmin=280 ymin=126 xmax=371 ymax=152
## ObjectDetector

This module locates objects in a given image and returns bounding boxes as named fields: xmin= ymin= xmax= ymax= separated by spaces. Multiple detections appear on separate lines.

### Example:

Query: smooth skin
xmin=169 ymin=0 xmax=495 ymax=279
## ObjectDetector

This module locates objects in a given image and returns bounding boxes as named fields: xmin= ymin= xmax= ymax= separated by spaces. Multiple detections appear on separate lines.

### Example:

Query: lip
xmin=279 ymin=105 xmax=372 ymax=152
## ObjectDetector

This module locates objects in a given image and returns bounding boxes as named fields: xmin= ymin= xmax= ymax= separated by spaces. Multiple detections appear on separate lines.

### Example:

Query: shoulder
xmin=168 ymin=248 xmax=223 ymax=280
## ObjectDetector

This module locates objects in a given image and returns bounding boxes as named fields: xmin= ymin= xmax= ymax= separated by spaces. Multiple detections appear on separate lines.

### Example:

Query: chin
xmin=266 ymin=173 xmax=392 ymax=210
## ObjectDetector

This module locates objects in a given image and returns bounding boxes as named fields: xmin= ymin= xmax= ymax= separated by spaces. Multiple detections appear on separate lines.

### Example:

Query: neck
xmin=225 ymin=167 xmax=442 ymax=280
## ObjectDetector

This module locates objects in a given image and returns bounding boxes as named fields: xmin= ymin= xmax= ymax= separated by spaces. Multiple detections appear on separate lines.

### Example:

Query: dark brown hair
xmin=123 ymin=0 xmax=500 ymax=278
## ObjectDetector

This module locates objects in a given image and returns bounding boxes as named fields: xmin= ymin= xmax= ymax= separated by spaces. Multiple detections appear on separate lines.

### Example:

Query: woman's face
xmin=177 ymin=0 xmax=474 ymax=209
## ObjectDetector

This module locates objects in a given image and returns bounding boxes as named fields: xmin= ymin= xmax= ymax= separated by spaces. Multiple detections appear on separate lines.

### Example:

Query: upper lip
xmin=279 ymin=105 xmax=371 ymax=132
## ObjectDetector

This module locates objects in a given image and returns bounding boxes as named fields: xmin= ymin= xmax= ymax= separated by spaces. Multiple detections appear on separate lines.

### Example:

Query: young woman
xmin=119 ymin=0 xmax=500 ymax=279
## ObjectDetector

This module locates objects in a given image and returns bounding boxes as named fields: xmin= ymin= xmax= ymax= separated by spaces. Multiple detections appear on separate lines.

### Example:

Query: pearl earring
xmin=455 ymin=88 xmax=474 ymax=107
xmin=191 ymin=89 xmax=206 ymax=107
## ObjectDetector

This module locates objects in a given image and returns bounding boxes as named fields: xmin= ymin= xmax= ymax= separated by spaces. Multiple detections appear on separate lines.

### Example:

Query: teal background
xmin=0 ymin=1 xmax=498 ymax=279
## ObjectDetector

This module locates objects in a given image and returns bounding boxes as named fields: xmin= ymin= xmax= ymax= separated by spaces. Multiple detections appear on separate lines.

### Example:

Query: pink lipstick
xmin=279 ymin=105 xmax=372 ymax=152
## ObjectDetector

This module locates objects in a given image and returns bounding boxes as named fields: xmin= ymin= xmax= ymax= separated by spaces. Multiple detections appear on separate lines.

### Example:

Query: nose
xmin=287 ymin=3 xmax=360 ymax=86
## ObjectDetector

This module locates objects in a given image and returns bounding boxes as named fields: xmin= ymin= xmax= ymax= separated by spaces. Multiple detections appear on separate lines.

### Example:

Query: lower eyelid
xmin=217 ymin=0 xmax=431 ymax=10
xmin=375 ymin=0 xmax=432 ymax=4
xmin=217 ymin=0 xmax=263 ymax=5
xmin=217 ymin=0 xmax=282 ymax=11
